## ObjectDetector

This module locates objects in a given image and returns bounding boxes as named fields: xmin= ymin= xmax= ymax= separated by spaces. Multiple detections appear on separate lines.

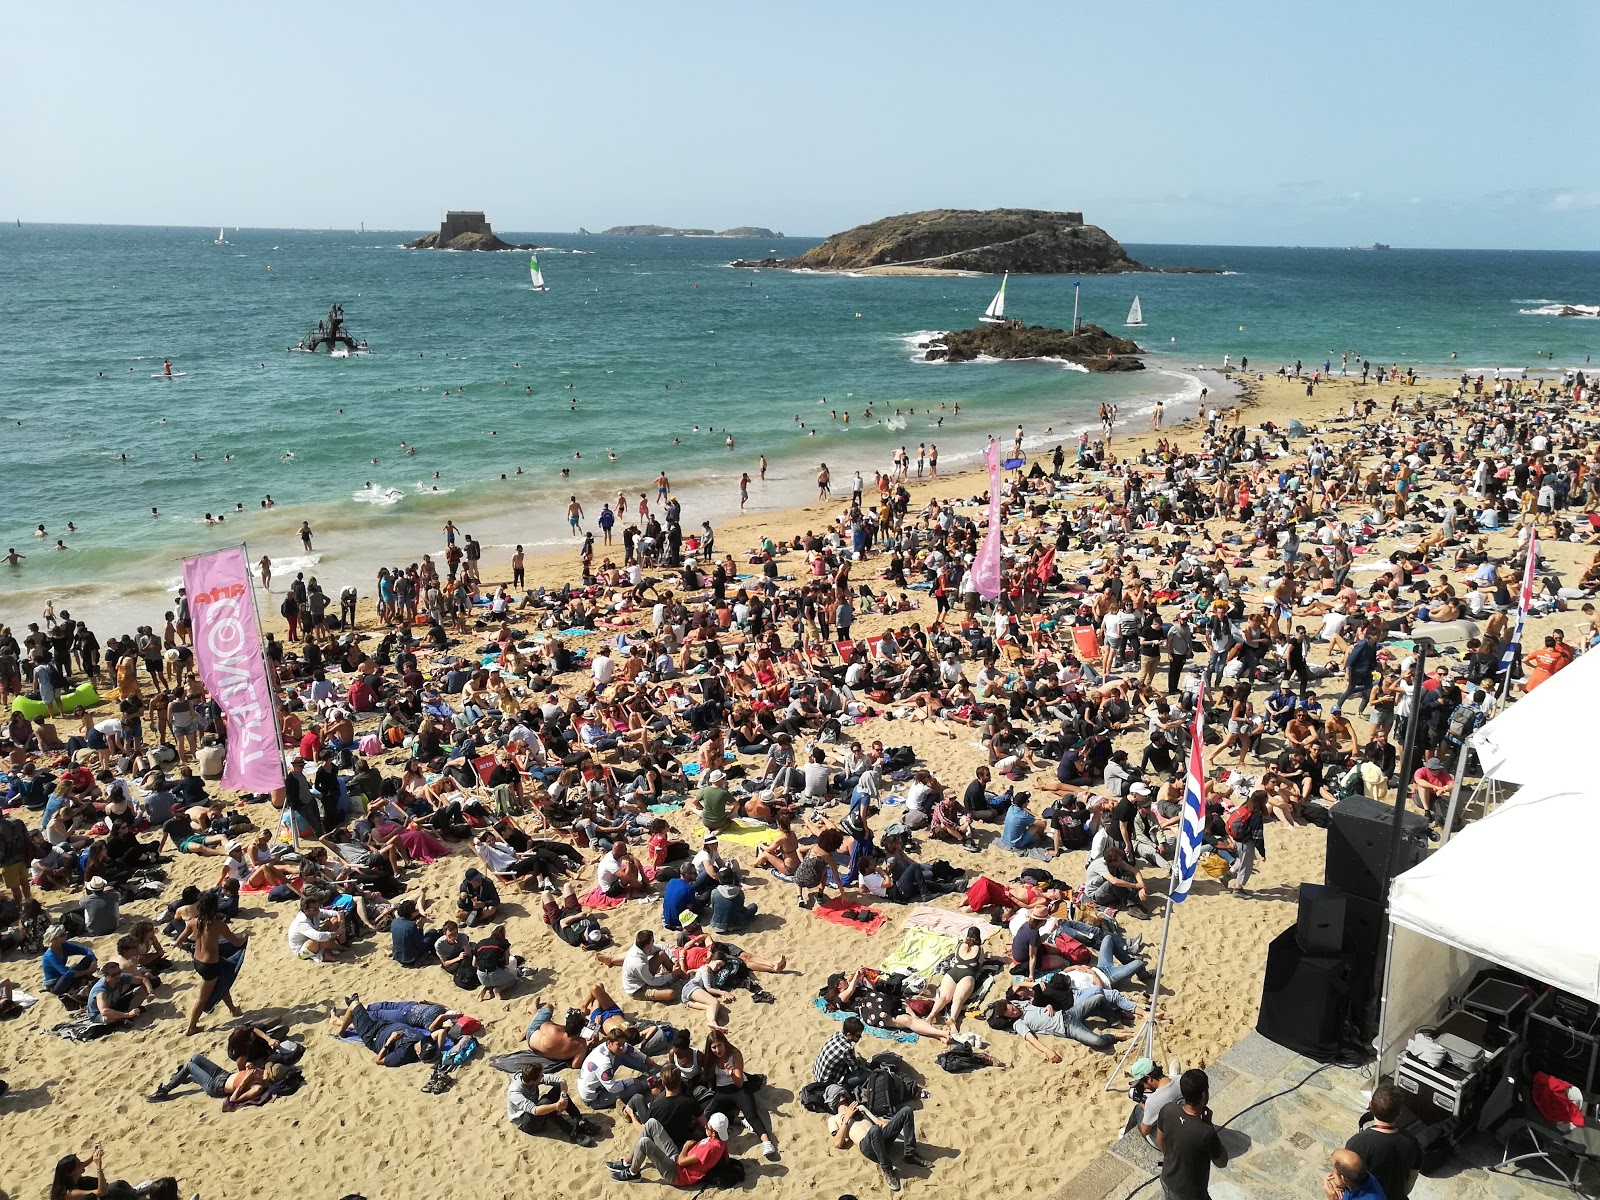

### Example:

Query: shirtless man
xmin=567 ymin=496 xmax=585 ymax=537
xmin=524 ymin=997 xmax=596 ymax=1069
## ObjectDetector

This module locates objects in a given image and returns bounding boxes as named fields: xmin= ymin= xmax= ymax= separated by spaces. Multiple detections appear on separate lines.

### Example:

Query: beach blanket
xmin=812 ymin=997 xmax=917 ymax=1043
xmin=579 ymin=885 xmax=627 ymax=910
xmin=880 ymin=927 xmax=958 ymax=976
xmin=647 ymin=802 xmax=685 ymax=815
xmin=557 ymin=628 xmax=591 ymax=638
xmin=490 ymin=1049 xmax=572 ymax=1075
xmin=222 ymin=1074 xmax=304 ymax=1111
xmin=692 ymin=818 xmax=772 ymax=848
xmin=814 ymin=896 xmax=887 ymax=936
xmin=904 ymin=905 xmax=999 ymax=942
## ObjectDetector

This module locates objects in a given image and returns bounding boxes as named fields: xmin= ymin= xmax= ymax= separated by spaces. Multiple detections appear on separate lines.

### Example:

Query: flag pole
xmin=1104 ymin=685 xmax=1204 ymax=1091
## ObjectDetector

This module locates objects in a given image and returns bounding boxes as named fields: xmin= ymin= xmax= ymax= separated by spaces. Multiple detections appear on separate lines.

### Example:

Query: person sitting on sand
xmin=609 ymin=1107 xmax=728 ymax=1187
xmin=793 ymin=827 xmax=846 ymax=909
xmin=508 ymin=1062 xmax=597 ymax=1146
xmin=751 ymin=811 xmax=800 ymax=877
xmin=473 ymin=923 xmax=522 ymax=1000
xmin=578 ymin=1023 xmax=658 ymax=1109
xmin=41 ymin=925 xmax=97 ymax=1004
xmin=925 ymin=925 xmax=993 ymax=1033
xmin=286 ymin=895 xmax=347 ymax=962
xmin=87 ymin=959 xmax=152 ymax=1027
xmin=456 ymin=868 xmax=501 ymax=926
xmin=621 ymin=929 xmax=683 ymax=1003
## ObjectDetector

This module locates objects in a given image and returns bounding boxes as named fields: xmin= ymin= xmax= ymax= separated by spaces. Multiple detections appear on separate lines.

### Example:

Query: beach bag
xmin=1198 ymin=852 xmax=1230 ymax=880
xmin=1050 ymin=932 xmax=1094 ymax=966
xmin=451 ymin=958 xmax=478 ymax=991
xmin=935 ymin=1044 xmax=991 ymax=1074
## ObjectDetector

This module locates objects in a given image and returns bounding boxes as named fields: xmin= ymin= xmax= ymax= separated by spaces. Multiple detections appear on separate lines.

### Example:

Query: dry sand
xmin=0 ymin=372 xmax=1579 ymax=1200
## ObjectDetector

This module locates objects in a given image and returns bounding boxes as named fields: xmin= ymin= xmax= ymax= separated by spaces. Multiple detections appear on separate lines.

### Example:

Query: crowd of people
xmin=1 ymin=364 xmax=1595 ymax=1195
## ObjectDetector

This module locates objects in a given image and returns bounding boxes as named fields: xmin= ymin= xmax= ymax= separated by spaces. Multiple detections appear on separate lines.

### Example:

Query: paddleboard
xmin=150 ymin=372 xmax=188 ymax=378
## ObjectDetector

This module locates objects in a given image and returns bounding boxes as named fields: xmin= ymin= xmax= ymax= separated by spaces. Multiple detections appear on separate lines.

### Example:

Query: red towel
xmin=580 ymin=885 xmax=627 ymax=911
xmin=815 ymin=896 xmax=887 ymax=935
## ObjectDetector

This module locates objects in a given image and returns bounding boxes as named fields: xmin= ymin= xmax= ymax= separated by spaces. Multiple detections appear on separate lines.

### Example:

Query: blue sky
xmin=5 ymin=0 xmax=1597 ymax=249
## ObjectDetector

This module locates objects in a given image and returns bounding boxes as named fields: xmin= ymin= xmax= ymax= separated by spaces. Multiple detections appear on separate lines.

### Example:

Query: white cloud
xmin=1550 ymin=190 xmax=1600 ymax=211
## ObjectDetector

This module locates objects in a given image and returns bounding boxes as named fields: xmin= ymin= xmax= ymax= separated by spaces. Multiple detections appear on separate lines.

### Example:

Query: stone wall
xmin=438 ymin=211 xmax=491 ymax=241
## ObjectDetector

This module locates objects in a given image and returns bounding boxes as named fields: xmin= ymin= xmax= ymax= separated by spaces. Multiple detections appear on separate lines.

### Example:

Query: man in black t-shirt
xmin=1156 ymin=1069 xmax=1227 ymax=1200
xmin=1345 ymin=1084 xmax=1421 ymax=1200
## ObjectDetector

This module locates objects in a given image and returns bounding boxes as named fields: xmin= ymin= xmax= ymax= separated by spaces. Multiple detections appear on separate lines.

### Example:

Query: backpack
xmin=798 ymin=1080 xmax=833 ymax=1113
xmin=1446 ymin=703 xmax=1480 ymax=743
xmin=858 ymin=1052 xmax=918 ymax=1117
xmin=1050 ymin=931 xmax=1094 ymax=965
xmin=696 ymin=1156 xmax=747 ymax=1190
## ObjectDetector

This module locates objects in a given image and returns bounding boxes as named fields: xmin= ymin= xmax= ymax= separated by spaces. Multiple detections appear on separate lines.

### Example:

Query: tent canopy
xmin=1388 ymin=783 xmax=1600 ymax=1004
xmin=1470 ymin=645 xmax=1600 ymax=787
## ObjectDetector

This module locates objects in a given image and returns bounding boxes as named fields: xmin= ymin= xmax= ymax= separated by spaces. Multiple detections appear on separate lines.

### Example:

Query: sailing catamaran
xmin=979 ymin=272 xmax=1008 ymax=324
xmin=529 ymin=255 xmax=548 ymax=291
xmin=213 ymin=227 xmax=229 ymax=246
xmin=1125 ymin=296 xmax=1146 ymax=327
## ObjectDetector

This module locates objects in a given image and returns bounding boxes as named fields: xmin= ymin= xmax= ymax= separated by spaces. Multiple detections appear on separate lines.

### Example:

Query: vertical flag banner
xmin=182 ymin=547 xmax=285 ymax=794
xmin=1499 ymin=530 xmax=1538 ymax=677
xmin=974 ymin=441 xmax=1003 ymax=600
xmin=1171 ymin=686 xmax=1206 ymax=902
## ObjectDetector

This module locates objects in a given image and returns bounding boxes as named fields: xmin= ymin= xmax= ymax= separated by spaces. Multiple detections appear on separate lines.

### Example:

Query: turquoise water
xmin=1 ymin=225 xmax=1596 ymax=627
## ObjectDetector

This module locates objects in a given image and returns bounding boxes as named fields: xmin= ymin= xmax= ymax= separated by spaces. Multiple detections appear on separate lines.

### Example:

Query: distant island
xmin=731 ymin=208 xmax=1148 ymax=274
xmin=917 ymin=321 xmax=1144 ymax=372
xmin=601 ymin=225 xmax=783 ymax=238
xmin=406 ymin=211 xmax=536 ymax=252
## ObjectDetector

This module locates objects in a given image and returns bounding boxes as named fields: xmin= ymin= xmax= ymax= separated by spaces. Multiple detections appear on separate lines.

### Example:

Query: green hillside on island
xmin=733 ymin=208 xmax=1149 ymax=274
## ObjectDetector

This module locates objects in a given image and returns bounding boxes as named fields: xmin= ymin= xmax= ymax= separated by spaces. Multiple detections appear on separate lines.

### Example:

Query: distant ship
xmin=1349 ymin=243 xmax=1391 ymax=251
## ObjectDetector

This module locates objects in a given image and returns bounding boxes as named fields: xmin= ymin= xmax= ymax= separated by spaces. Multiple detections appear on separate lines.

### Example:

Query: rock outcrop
xmin=752 ymin=208 xmax=1147 ymax=274
xmin=602 ymin=225 xmax=783 ymax=237
xmin=918 ymin=322 xmax=1144 ymax=372
xmin=406 ymin=211 xmax=535 ymax=252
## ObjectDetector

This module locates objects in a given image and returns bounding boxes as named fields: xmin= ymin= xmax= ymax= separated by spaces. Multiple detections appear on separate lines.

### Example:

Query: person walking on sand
xmin=258 ymin=555 xmax=272 ymax=591
xmin=566 ymin=496 xmax=585 ymax=537
xmin=183 ymin=890 xmax=248 ymax=1036
xmin=656 ymin=471 xmax=670 ymax=501
xmin=739 ymin=473 xmax=751 ymax=511
xmin=817 ymin=463 xmax=831 ymax=501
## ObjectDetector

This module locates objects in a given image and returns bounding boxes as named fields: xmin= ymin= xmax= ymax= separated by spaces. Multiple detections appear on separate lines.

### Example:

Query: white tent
xmin=1470 ymin=647 xmax=1600 ymax=787
xmin=1375 ymin=783 xmax=1600 ymax=1073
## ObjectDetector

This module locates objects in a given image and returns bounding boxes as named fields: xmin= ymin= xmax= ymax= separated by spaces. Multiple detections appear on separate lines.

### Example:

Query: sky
xmin=4 ymin=0 xmax=1598 ymax=249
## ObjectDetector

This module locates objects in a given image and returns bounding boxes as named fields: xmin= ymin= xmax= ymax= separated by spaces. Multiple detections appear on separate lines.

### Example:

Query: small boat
xmin=213 ymin=227 xmax=229 ymax=245
xmin=979 ymin=272 xmax=1008 ymax=324
xmin=529 ymin=255 xmax=548 ymax=291
xmin=1125 ymin=296 xmax=1146 ymax=327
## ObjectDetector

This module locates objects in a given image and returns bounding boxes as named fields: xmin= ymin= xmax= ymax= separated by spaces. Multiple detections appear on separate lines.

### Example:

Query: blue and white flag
xmin=1172 ymin=686 xmax=1207 ymax=903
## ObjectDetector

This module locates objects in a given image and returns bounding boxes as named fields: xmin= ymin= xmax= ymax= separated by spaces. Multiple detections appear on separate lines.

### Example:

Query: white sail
xmin=979 ymin=272 xmax=1008 ymax=323
xmin=529 ymin=256 xmax=547 ymax=290
xmin=1125 ymin=295 xmax=1146 ymax=327
xmin=213 ymin=227 xmax=228 ymax=245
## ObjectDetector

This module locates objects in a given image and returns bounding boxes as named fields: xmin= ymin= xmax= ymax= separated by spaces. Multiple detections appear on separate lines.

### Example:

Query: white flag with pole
xmin=1498 ymin=529 xmax=1537 ymax=697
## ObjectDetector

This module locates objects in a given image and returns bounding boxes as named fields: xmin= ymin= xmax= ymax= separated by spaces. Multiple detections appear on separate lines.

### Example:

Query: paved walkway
xmin=1054 ymin=1032 xmax=1580 ymax=1200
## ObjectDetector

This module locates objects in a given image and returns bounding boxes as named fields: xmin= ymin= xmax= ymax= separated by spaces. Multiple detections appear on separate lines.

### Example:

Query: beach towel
xmin=490 ymin=1049 xmax=572 ymax=1075
xmin=647 ymin=802 xmax=684 ymax=815
xmin=579 ymin=885 xmax=627 ymax=910
xmin=880 ymin=927 xmax=958 ymax=976
xmin=692 ymin=819 xmax=772 ymax=848
xmin=557 ymin=628 xmax=591 ymax=638
xmin=221 ymin=1073 xmax=304 ymax=1111
xmin=814 ymin=896 xmax=887 ymax=936
xmin=812 ymin=997 xmax=917 ymax=1043
xmin=903 ymin=905 xmax=999 ymax=942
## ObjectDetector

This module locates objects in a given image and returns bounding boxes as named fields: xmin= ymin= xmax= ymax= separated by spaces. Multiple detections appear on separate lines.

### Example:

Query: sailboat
xmin=529 ymin=255 xmax=548 ymax=291
xmin=1125 ymin=295 xmax=1146 ymax=327
xmin=979 ymin=272 xmax=1008 ymax=324
xmin=213 ymin=227 xmax=229 ymax=245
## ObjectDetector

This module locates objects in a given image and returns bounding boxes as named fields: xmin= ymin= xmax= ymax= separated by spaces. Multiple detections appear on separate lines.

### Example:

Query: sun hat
xmin=85 ymin=877 xmax=109 ymax=893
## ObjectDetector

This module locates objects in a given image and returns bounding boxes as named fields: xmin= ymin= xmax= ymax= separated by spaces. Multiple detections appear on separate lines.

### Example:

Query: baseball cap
xmin=1425 ymin=757 xmax=1443 ymax=770
xmin=1129 ymin=1057 xmax=1158 ymax=1080
xmin=707 ymin=1112 xmax=731 ymax=1140
xmin=1129 ymin=783 xmax=1153 ymax=797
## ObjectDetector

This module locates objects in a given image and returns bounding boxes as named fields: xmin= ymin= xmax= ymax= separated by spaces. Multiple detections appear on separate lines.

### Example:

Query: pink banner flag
xmin=973 ymin=441 xmax=1003 ymax=600
xmin=182 ymin=547 xmax=285 ymax=795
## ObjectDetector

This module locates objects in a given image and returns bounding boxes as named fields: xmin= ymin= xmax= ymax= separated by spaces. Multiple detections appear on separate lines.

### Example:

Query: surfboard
xmin=151 ymin=372 xmax=188 ymax=378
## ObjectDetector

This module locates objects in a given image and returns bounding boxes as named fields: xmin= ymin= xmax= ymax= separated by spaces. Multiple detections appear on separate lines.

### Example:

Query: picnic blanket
xmin=814 ymin=896 xmax=888 ymax=936
xmin=880 ymin=927 xmax=958 ymax=976
xmin=903 ymin=905 xmax=999 ymax=942
xmin=692 ymin=818 xmax=772 ymax=848
xmin=812 ymin=997 xmax=917 ymax=1043
xmin=647 ymin=802 xmax=685 ymax=815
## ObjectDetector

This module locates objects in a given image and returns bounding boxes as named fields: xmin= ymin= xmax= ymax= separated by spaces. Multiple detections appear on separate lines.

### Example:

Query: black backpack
xmin=934 ymin=1044 xmax=991 ymax=1074
xmin=858 ymin=1052 xmax=918 ymax=1117
xmin=798 ymin=1080 xmax=833 ymax=1113
xmin=695 ymin=1156 xmax=746 ymax=1191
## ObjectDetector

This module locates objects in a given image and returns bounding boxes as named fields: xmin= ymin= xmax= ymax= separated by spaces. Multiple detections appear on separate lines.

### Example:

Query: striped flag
xmin=1172 ymin=686 xmax=1207 ymax=903
xmin=1498 ymin=530 xmax=1538 ymax=675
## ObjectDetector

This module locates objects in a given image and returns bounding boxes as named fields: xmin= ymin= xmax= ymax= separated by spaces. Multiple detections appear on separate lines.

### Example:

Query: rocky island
xmin=406 ymin=211 xmax=536 ymax=252
xmin=602 ymin=224 xmax=783 ymax=237
xmin=918 ymin=321 xmax=1144 ymax=372
xmin=732 ymin=208 xmax=1147 ymax=274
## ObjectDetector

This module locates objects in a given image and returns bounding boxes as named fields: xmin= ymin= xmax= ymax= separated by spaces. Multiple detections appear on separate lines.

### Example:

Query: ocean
xmin=1 ymin=224 xmax=1596 ymax=632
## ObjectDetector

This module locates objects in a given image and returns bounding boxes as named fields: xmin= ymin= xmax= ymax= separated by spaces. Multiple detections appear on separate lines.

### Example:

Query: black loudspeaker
xmin=1257 ymin=925 xmax=1353 ymax=1060
xmin=1296 ymin=883 xmax=1347 ymax=954
xmin=1325 ymin=795 xmax=1429 ymax=902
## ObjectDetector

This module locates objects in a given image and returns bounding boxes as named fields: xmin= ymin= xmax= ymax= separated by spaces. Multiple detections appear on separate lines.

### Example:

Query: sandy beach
xmin=1 ymin=369 xmax=1590 ymax=1200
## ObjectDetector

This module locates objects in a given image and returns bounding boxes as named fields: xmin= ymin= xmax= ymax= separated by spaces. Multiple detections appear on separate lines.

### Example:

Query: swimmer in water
xmin=193 ymin=453 xmax=202 ymax=461
xmin=371 ymin=458 xmax=379 ymax=465
xmin=66 ymin=522 xmax=76 ymax=533
xmin=515 ymin=467 xmax=523 ymax=475
xmin=725 ymin=434 xmax=734 ymax=450
xmin=119 ymin=453 xmax=128 ymax=462
xmin=152 ymin=507 xmax=159 ymax=517
xmin=35 ymin=525 xmax=45 ymax=538
xmin=573 ymin=451 xmax=580 ymax=459
xmin=223 ymin=454 xmax=233 ymax=461
xmin=608 ymin=449 xmax=617 ymax=462
xmin=560 ymin=468 xmax=570 ymax=478
xmin=53 ymin=539 xmax=67 ymax=551
xmin=433 ymin=472 xmax=441 ymax=480
xmin=282 ymin=452 xmax=294 ymax=461
xmin=525 ymin=386 xmax=533 ymax=394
